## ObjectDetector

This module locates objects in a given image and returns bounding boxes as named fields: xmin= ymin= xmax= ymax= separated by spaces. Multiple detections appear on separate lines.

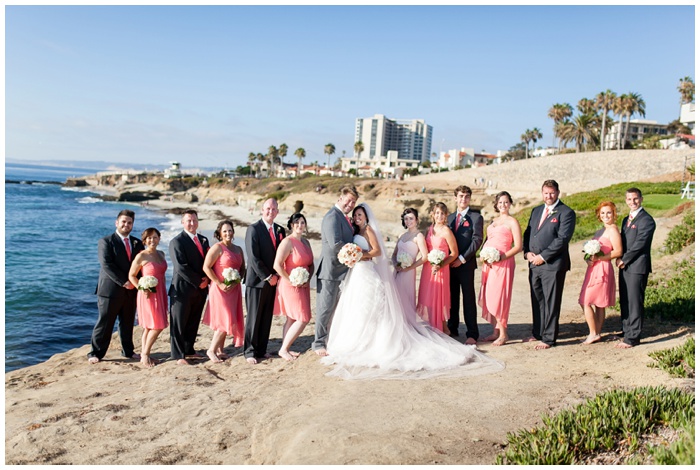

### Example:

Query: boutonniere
xmin=550 ymin=218 xmax=558 ymax=223
xmin=631 ymin=225 xmax=637 ymax=229
xmin=549 ymin=210 xmax=557 ymax=216
xmin=462 ymin=221 xmax=470 ymax=227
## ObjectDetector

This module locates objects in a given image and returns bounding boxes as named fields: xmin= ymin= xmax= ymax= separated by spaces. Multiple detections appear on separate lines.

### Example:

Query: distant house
xmin=603 ymin=119 xmax=669 ymax=150
xmin=341 ymin=150 xmax=425 ymax=178
xmin=164 ymin=161 xmax=182 ymax=178
xmin=439 ymin=147 xmax=475 ymax=169
xmin=473 ymin=153 xmax=499 ymax=166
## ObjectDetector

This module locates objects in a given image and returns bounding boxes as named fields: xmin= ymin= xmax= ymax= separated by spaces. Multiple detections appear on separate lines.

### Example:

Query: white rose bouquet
xmin=427 ymin=249 xmax=446 ymax=267
xmin=480 ymin=246 xmax=501 ymax=264
xmin=137 ymin=275 xmax=158 ymax=294
xmin=338 ymin=243 xmax=363 ymax=268
xmin=582 ymin=239 xmax=603 ymax=261
xmin=289 ymin=267 xmax=310 ymax=287
xmin=222 ymin=267 xmax=242 ymax=286
xmin=396 ymin=252 xmax=413 ymax=269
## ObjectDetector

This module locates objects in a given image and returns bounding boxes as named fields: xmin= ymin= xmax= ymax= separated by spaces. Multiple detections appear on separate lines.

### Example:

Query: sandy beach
xmin=5 ymin=150 xmax=695 ymax=464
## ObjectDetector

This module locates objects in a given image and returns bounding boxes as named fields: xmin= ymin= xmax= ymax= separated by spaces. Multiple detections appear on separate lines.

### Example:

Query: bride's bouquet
xmin=222 ymin=267 xmax=242 ymax=286
xmin=480 ymin=247 xmax=501 ymax=264
xmin=338 ymin=243 xmax=363 ymax=268
xmin=427 ymin=249 xmax=446 ymax=267
xmin=137 ymin=275 xmax=158 ymax=294
xmin=396 ymin=252 xmax=413 ymax=269
xmin=289 ymin=267 xmax=310 ymax=287
xmin=582 ymin=239 xmax=603 ymax=261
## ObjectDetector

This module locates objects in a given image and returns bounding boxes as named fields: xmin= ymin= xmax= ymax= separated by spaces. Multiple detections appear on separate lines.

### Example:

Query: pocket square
xmin=631 ymin=225 xmax=636 ymax=229
xmin=550 ymin=218 xmax=558 ymax=223
xmin=462 ymin=221 xmax=470 ymax=227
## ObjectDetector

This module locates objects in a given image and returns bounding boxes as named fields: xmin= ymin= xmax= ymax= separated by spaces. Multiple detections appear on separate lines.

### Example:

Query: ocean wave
xmin=77 ymin=196 xmax=102 ymax=204
xmin=61 ymin=186 xmax=95 ymax=193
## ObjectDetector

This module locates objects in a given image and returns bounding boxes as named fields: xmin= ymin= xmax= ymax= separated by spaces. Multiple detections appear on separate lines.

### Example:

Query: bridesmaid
xmin=273 ymin=213 xmax=314 ymax=361
xmin=392 ymin=207 xmax=428 ymax=311
xmin=202 ymin=220 xmax=246 ymax=363
xmin=128 ymin=227 xmax=168 ymax=368
xmin=416 ymin=202 xmax=459 ymax=333
xmin=579 ymin=201 xmax=622 ymax=344
xmin=478 ymin=192 xmax=523 ymax=346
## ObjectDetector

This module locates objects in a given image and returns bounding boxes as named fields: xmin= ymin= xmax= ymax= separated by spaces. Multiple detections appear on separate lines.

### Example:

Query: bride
xmin=321 ymin=203 xmax=504 ymax=380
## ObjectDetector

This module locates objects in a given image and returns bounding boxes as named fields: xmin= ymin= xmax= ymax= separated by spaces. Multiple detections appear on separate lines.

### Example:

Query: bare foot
xmin=88 ymin=357 xmax=100 ymax=365
xmin=289 ymin=351 xmax=300 ymax=357
xmin=176 ymin=358 xmax=190 ymax=365
xmin=534 ymin=342 xmax=551 ymax=350
xmin=216 ymin=350 xmax=229 ymax=360
xmin=465 ymin=337 xmax=477 ymax=345
xmin=523 ymin=336 xmax=539 ymax=343
xmin=615 ymin=341 xmax=633 ymax=349
xmin=484 ymin=333 xmax=499 ymax=342
xmin=279 ymin=350 xmax=295 ymax=362
xmin=129 ymin=353 xmax=141 ymax=360
xmin=207 ymin=350 xmax=223 ymax=363
xmin=140 ymin=355 xmax=155 ymax=368
xmin=246 ymin=357 xmax=259 ymax=365
xmin=314 ymin=349 xmax=328 ymax=357
xmin=492 ymin=336 xmax=508 ymax=346
xmin=582 ymin=334 xmax=602 ymax=345
xmin=610 ymin=335 xmax=624 ymax=341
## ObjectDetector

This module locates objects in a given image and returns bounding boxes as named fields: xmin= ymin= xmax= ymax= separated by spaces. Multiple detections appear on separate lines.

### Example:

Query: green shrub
xmin=664 ymin=212 xmax=695 ymax=254
xmin=648 ymin=337 xmax=695 ymax=378
xmin=266 ymin=190 xmax=289 ymax=202
xmin=644 ymin=257 xmax=695 ymax=322
xmin=647 ymin=423 xmax=695 ymax=464
xmin=496 ymin=386 xmax=695 ymax=465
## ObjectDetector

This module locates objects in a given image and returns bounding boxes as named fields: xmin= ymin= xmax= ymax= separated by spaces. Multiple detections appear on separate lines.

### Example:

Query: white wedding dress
xmin=321 ymin=204 xmax=504 ymax=380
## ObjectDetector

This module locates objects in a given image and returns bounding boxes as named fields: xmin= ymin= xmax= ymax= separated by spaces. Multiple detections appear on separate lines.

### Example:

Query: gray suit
xmin=313 ymin=206 xmax=355 ymax=350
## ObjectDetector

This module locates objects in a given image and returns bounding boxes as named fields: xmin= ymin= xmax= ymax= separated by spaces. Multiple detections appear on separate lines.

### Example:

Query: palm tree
xmin=560 ymin=114 xmax=599 ymax=153
xmin=354 ymin=141 xmax=364 ymax=158
xmin=324 ymin=143 xmax=335 ymax=169
xmin=256 ymin=152 xmax=266 ymax=177
xmin=577 ymin=98 xmax=597 ymax=116
xmin=678 ymin=76 xmax=695 ymax=105
xmin=612 ymin=94 xmax=627 ymax=150
xmin=529 ymin=127 xmax=543 ymax=156
xmin=547 ymin=103 xmax=573 ymax=152
xmin=294 ymin=147 xmax=306 ymax=177
xmin=521 ymin=129 xmax=531 ymax=158
xmin=267 ymin=145 xmax=279 ymax=177
xmin=555 ymin=119 xmax=574 ymax=151
xmin=620 ymin=92 xmax=646 ymax=149
xmin=247 ymin=152 xmax=257 ymax=175
xmin=279 ymin=143 xmax=288 ymax=169
xmin=595 ymin=89 xmax=617 ymax=151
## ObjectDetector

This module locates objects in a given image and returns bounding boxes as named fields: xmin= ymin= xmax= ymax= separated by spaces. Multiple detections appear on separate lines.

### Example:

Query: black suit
xmin=244 ymin=219 xmax=285 ymax=359
xmin=447 ymin=209 xmax=484 ymax=339
xmin=89 ymin=232 xmax=144 ymax=359
xmin=168 ymin=230 xmax=210 ymax=359
xmin=523 ymin=202 xmax=576 ymax=346
xmin=619 ymin=209 xmax=656 ymax=346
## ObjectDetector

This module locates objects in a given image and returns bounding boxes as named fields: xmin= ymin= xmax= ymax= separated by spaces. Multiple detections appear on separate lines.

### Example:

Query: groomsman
xmin=244 ymin=198 xmax=286 ymax=364
xmin=523 ymin=180 xmax=576 ymax=350
xmin=313 ymin=185 xmax=358 ymax=356
xmin=615 ymin=188 xmax=656 ymax=348
xmin=447 ymin=185 xmax=483 ymax=343
xmin=88 ymin=209 xmax=144 ymax=364
xmin=169 ymin=209 xmax=210 ymax=365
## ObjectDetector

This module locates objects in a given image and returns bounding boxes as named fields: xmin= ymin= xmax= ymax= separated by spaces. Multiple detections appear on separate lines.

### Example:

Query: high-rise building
xmin=354 ymin=114 xmax=433 ymax=162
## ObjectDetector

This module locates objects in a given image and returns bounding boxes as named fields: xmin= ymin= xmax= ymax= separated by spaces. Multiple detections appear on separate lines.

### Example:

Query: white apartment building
xmin=354 ymin=114 xmax=433 ymax=162
xmin=341 ymin=150 xmax=425 ymax=178
xmin=603 ymin=119 xmax=670 ymax=150
xmin=438 ymin=147 xmax=475 ymax=169
xmin=680 ymin=102 xmax=695 ymax=134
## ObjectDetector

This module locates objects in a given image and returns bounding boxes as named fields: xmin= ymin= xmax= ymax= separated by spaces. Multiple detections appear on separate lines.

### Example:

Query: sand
xmin=4 ymin=150 xmax=695 ymax=464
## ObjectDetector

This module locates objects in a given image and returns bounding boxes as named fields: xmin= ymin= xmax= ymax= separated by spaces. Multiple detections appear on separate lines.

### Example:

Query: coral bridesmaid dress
xmin=478 ymin=224 xmax=515 ymax=328
xmin=395 ymin=237 xmax=420 ymax=310
xmin=416 ymin=226 xmax=451 ymax=330
xmin=578 ymin=233 xmax=616 ymax=308
xmin=137 ymin=259 xmax=168 ymax=330
xmin=202 ymin=243 xmax=245 ymax=347
xmin=273 ymin=237 xmax=313 ymax=322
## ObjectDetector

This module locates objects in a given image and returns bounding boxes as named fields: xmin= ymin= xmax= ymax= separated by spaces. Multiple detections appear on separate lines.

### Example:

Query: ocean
xmin=4 ymin=163 xmax=184 ymax=372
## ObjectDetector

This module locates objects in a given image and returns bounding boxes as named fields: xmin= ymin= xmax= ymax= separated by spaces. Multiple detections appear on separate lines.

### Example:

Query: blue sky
xmin=5 ymin=5 xmax=695 ymax=169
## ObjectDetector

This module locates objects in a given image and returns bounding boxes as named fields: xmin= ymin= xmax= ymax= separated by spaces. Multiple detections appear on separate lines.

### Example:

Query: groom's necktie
xmin=269 ymin=226 xmax=277 ymax=248
xmin=627 ymin=214 xmax=634 ymax=227
xmin=123 ymin=237 xmax=132 ymax=260
xmin=346 ymin=216 xmax=353 ymax=229
xmin=193 ymin=235 xmax=205 ymax=258
xmin=455 ymin=213 xmax=462 ymax=229
xmin=537 ymin=207 xmax=550 ymax=230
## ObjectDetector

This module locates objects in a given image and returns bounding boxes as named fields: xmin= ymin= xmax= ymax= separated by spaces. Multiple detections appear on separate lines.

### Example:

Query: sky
xmin=5 ymin=5 xmax=696 ymax=169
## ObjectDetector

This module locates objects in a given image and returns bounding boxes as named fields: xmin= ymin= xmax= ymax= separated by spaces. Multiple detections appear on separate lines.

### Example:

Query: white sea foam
xmin=77 ymin=196 xmax=101 ymax=204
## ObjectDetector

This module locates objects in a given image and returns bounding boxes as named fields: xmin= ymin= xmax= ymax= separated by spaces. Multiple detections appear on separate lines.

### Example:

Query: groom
xmin=313 ymin=185 xmax=359 ymax=356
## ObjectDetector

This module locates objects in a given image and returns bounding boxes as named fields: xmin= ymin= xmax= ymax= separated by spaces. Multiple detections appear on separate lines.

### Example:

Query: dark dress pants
xmin=169 ymin=287 xmax=207 ymax=359
xmin=90 ymin=293 xmax=137 ymax=359
xmin=244 ymin=283 xmax=276 ymax=358
xmin=448 ymin=265 xmax=478 ymax=340
xmin=528 ymin=268 xmax=566 ymax=346
xmin=619 ymin=270 xmax=648 ymax=346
